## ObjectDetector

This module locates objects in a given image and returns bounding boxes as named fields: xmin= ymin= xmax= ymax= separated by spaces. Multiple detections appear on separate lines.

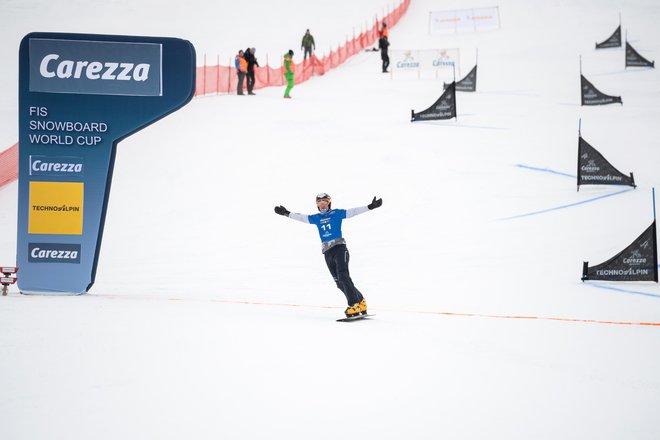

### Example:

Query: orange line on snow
xmin=54 ymin=293 xmax=658 ymax=327
xmin=409 ymin=309 xmax=660 ymax=327
xmin=160 ymin=296 xmax=660 ymax=327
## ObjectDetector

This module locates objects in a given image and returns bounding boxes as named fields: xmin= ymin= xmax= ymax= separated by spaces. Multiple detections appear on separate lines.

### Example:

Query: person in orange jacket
xmin=282 ymin=50 xmax=295 ymax=99
xmin=380 ymin=22 xmax=388 ymax=38
xmin=235 ymin=49 xmax=248 ymax=95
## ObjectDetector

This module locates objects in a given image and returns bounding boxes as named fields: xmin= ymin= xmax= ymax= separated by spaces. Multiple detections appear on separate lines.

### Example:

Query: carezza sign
xmin=18 ymin=33 xmax=195 ymax=294
xmin=29 ymin=38 xmax=162 ymax=96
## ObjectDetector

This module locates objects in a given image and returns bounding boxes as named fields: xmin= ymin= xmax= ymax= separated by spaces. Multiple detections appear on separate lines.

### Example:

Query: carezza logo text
xmin=28 ymin=243 xmax=81 ymax=264
xmin=39 ymin=54 xmax=150 ymax=82
xmin=29 ymin=39 xmax=162 ymax=96
xmin=30 ymin=155 xmax=83 ymax=177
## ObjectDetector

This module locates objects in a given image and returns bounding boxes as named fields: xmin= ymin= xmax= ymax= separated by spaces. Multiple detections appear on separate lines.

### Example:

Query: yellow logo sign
xmin=29 ymin=181 xmax=84 ymax=235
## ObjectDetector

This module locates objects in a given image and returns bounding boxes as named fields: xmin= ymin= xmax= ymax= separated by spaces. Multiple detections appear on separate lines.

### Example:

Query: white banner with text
xmin=429 ymin=7 xmax=500 ymax=34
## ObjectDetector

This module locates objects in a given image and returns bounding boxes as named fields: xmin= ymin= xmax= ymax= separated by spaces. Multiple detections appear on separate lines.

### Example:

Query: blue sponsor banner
xmin=17 ymin=33 xmax=196 ymax=294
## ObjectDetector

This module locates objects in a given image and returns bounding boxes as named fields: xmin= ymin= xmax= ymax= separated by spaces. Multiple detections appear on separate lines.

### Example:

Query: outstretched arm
xmin=346 ymin=196 xmax=383 ymax=218
xmin=274 ymin=205 xmax=310 ymax=224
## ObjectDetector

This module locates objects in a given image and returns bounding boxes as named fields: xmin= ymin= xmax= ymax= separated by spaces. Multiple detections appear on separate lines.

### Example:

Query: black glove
xmin=274 ymin=205 xmax=290 ymax=216
xmin=367 ymin=196 xmax=382 ymax=210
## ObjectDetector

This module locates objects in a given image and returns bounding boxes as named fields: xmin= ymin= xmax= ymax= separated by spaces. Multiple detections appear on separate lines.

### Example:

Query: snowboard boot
xmin=358 ymin=299 xmax=368 ymax=315
xmin=344 ymin=303 xmax=361 ymax=318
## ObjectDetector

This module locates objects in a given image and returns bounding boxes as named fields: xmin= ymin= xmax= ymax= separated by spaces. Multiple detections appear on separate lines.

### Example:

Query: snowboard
xmin=336 ymin=314 xmax=374 ymax=322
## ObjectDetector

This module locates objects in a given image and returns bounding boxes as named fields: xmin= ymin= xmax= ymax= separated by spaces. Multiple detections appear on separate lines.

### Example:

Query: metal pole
xmin=653 ymin=187 xmax=657 ymax=220
xmin=577 ymin=118 xmax=582 ymax=192
xmin=579 ymin=55 xmax=582 ymax=74
xmin=625 ymin=29 xmax=628 ymax=70
xmin=203 ymin=53 xmax=207 ymax=96
xmin=455 ymin=85 xmax=458 ymax=122
xmin=458 ymin=48 xmax=462 ymax=77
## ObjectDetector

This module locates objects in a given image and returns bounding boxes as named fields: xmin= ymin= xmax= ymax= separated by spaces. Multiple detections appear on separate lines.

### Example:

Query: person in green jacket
xmin=301 ymin=29 xmax=315 ymax=60
xmin=282 ymin=50 xmax=295 ymax=99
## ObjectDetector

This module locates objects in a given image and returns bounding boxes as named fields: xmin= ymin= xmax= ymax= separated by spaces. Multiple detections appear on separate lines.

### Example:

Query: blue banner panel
xmin=17 ymin=33 xmax=196 ymax=294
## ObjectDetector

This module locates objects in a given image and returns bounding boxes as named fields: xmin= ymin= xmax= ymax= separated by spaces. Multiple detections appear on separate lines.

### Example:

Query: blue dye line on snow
xmin=499 ymin=188 xmax=634 ymax=220
xmin=515 ymin=164 xmax=576 ymax=179
xmin=586 ymin=282 xmax=660 ymax=299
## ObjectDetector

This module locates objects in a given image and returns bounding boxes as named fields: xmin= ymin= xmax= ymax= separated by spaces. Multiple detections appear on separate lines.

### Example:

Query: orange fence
xmin=195 ymin=0 xmax=410 ymax=96
xmin=0 ymin=0 xmax=411 ymax=190
xmin=0 ymin=143 xmax=18 ymax=189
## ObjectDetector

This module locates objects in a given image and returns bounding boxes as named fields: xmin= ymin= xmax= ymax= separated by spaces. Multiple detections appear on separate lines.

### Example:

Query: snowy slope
xmin=1 ymin=0 xmax=660 ymax=439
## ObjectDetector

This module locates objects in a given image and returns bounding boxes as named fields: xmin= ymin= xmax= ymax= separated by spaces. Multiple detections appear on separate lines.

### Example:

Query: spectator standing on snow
xmin=301 ymin=29 xmax=315 ymax=60
xmin=282 ymin=50 xmax=295 ymax=99
xmin=235 ymin=49 xmax=248 ymax=95
xmin=244 ymin=47 xmax=259 ymax=95
xmin=378 ymin=36 xmax=390 ymax=73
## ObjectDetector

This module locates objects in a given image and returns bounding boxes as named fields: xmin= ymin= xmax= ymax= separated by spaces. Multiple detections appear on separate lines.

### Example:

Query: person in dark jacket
xmin=378 ymin=36 xmax=390 ymax=73
xmin=244 ymin=47 xmax=259 ymax=95
xmin=301 ymin=29 xmax=315 ymax=60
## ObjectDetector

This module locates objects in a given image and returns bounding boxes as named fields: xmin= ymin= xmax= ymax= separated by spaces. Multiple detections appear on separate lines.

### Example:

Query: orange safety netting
xmin=0 ymin=0 xmax=411 ymax=189
xmin=0 ymin=143 xmax=18 ymax=189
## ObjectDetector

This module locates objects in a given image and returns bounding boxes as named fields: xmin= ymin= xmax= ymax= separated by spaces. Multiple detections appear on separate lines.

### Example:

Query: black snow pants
xmin=381 ymin=54 xmax=390 ymax=72
xmin=246 ymin=70 xmax=256 ymax=94
xmin=324 ymin=244 xmax=364 ymax=306
xmin=237 ymin=72 xmax=246 ymax=95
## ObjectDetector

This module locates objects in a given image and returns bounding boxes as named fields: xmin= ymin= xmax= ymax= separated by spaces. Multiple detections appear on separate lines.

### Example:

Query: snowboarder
xmin=282 ymin=50 xmax=295 ymax=98
xmin=274 ymin=193 xmax=383 ymax=317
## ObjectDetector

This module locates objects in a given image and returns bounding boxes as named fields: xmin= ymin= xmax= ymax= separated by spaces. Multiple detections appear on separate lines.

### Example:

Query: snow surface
xmin=1 ymin=0 xmax=660 ymax=439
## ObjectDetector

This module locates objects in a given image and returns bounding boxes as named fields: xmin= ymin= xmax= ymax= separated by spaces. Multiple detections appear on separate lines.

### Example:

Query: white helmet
xmin=315 ymin=193 xmax=332 ymax=212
